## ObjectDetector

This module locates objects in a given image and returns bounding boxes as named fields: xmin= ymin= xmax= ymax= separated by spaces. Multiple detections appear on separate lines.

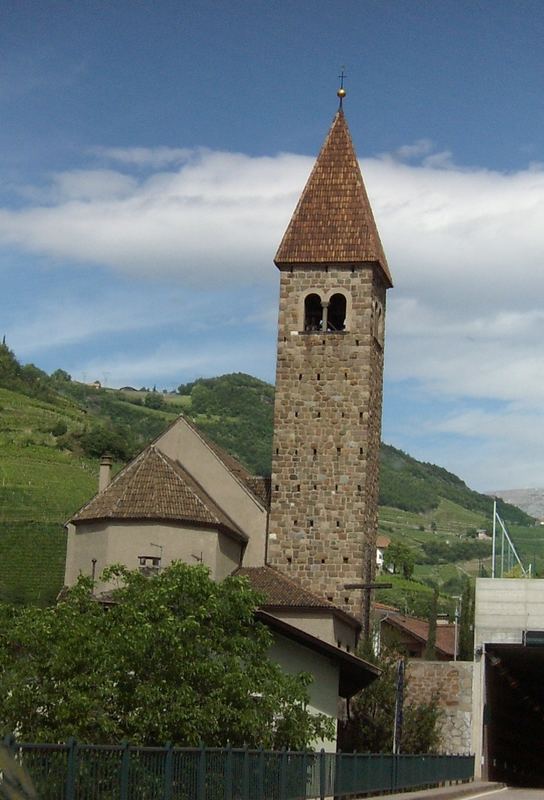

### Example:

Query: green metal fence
xmin=2 ymin=737 xmax=474 ymax=800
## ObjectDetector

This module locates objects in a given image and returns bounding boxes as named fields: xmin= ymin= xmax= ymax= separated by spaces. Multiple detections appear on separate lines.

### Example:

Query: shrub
xmin=50 ymin=420 xmax=68 ymax=437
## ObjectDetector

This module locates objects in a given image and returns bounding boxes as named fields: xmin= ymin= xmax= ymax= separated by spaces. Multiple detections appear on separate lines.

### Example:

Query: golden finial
xmin=337 ymin=67 xmax=347 ymax=108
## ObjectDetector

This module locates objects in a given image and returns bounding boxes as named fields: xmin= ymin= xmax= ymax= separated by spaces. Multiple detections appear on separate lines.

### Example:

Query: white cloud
xmin=0 ymin=149 xmax=310 ymax=286
xmin=88 ymin=146 xmax=194 ymax=168
xmin=3 ymin=141 xmax=544 ymax=488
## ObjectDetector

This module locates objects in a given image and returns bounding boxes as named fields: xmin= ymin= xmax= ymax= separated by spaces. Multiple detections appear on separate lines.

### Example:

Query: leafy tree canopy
xmin=383 ymin=542 xmax=415 ymax=579
xmin=144 ymin=392 xmax=165 ymax=409
xmin=0 ymin=343 xmax=53 ymax=402
xmin=0 ymin=563 xmax=333 ymax=749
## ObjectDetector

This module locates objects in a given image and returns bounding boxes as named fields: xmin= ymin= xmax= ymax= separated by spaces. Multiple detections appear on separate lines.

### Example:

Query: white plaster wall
xmin=269 ymin=610 xmax=334 ymax=646
xmin=64 ymin=520 xmax=242 ymax=592
xmin=268 ymin=610 xmax=357 ymax=651
xmin=268 ymin=633 xmax=339 ymax=752
xmin=155 ymin=417 xmax=267 ymax=566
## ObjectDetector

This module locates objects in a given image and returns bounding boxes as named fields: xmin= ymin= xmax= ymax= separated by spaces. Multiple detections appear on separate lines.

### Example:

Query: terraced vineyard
xmin=0 ymin=388 xmax=98 ymax=603
xmin=0 ymin=353 xmax=538 ymax=610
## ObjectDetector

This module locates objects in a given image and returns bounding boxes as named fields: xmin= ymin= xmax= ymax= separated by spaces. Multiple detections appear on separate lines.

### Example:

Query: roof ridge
xmin=109 ymin=445 xmax=160 ymax=515
xmin=150 ymin=448 xmax=223 ymax=526
xmin=159 ymin=450 xmax=246 ymax=536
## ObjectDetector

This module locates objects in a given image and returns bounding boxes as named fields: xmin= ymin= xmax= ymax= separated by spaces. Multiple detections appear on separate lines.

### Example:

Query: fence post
xmin=2 ymin=734 xmax=15 ymax=750
xmin=197 ymin=742 xmax=206 ymax=800
xmin=335 ymin=750 xmax=342 ymax=799
xmin=279 ymin=748 xmax=287 ymax=800
xmin=391 ymin=753 xmax=397 ymax=794
xmin=164 ymin=741 xmax=173 ymax=800
xmin=319 ymin=749 xmax=326 ymax=800
xmin=65 ymin=737 xmax=78 ymax=800
xmin=258 ymin=747 xmax=265 ymax=800
xmin=120 ymin=740 xmax=130 ymax=800
xmin=242 ymin=745 xmax=250 ymax=800
xmin=225 ymin=743 xmax=233 ymax=800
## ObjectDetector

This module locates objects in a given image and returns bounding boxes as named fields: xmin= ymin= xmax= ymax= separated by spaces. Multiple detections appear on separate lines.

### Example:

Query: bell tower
xmin=267 ymin=97 xmax=393 ymax=626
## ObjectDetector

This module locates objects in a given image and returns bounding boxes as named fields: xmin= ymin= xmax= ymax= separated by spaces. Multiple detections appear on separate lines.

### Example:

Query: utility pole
xmin=344 ymin=582 xmax=392 ymax=642
xmin=452 ymin=595 xmax=462 ymax=661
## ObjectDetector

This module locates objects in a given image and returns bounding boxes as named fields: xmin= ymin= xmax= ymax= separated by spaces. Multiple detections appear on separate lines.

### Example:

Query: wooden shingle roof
xmin=275 ymin=110 xmax=392 ymax=287
xmin=71 ymin=445 xmax=245 ymax=539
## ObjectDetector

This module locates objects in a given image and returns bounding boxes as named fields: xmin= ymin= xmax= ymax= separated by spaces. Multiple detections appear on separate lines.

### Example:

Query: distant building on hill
xmin=376 ymin=534 xmax=391 ymax=571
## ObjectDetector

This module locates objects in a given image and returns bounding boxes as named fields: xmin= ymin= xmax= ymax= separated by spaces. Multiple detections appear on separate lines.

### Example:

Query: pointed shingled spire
xmin=275 ymin=110 xmax=392 ymax=287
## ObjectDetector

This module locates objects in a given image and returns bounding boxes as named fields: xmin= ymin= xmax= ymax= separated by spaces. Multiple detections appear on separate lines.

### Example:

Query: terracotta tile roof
xmin=235 ymin=565 xmax=360 ymax=628
xmin=376 ymin=535 xmax=391 ymax=548
xmin=373 ymin=601 xmax=399 ymax=612
xmin=244 ymin=476 xmax=271 ymax=508
xmin=382 ymin=613 xmax=456 ymax=658
xmin=275 ymin=110 xmax=392 ymax=287
xmin=71 ymin=446 xmax=245 ymax=539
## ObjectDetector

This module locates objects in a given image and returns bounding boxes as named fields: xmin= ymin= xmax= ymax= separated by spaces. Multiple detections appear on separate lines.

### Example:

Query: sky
xmin=2 ymin=0 xmax=544 ymax=492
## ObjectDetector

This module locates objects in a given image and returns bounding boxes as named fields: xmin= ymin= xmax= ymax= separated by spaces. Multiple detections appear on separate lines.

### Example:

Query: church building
xmin=64 ymin=93 xmax=391 ymax=749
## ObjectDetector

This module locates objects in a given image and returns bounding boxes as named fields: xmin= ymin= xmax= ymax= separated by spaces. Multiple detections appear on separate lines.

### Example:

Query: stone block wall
xmin=268 ymin=264 xmax=386 ymax=619
xmin=406 ymin=660 xmax=474 ymax=754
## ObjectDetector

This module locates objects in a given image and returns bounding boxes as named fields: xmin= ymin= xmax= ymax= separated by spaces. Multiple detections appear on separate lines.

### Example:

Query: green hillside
xmin=0 ymin=340 xmax=538 ymax=608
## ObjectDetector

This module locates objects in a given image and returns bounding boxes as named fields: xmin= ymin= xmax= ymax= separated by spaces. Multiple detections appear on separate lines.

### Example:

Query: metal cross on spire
xmin=337 ymin=66 xmax=347 ymax=109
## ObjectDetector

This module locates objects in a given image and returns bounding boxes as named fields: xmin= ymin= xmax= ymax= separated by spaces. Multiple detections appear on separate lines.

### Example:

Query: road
xmin=472 ymin=790 xmax=544 ymax=800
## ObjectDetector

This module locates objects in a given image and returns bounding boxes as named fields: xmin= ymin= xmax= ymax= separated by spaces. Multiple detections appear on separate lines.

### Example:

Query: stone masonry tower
xmin=267 ymin=105 xmax=393 ymax=627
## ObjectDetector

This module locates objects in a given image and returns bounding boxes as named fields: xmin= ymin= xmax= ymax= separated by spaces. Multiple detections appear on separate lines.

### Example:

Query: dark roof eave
xmin=70 ymin=515 xmax=248 ymax=543
xmin=274 ymin=258 xmax=392 ymax=288
xmin=263 ymin=603 xmax=361 ymax=632
xmin=382 ymin=617 xmax=453 ymax=657
xmin=257 ymin=610 xmax=380 ymax=698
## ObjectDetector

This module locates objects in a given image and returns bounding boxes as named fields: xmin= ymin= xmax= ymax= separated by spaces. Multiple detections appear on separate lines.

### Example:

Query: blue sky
xmin=2 ymin=0 xmax=544 ymax=491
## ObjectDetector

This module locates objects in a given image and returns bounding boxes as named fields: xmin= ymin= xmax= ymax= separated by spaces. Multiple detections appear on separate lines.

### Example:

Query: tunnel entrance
xmin=484 ymin=643 xmax=544 ymax=786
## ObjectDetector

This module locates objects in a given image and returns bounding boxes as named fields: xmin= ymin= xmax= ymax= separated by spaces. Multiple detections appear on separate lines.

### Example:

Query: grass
xmin=0 ymin=372 xmax=539 ymax=608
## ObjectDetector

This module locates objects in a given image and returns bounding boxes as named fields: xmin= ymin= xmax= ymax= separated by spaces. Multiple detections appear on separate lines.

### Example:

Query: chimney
xmin=99 ymin=453 xmax=113 ymax=492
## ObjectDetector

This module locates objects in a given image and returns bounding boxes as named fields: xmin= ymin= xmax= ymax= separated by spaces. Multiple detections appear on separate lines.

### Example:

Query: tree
xmin=144 ymin=392 xmax=165 ymax=410
xmin=339 ymin=644 xmax=442 ymax=754
xmin=50 ymin=369 xmax=71 ymax=382
xmin=458 ymin=579 xmax=474 ymax=661
xmin=78 ymin=424 xmax=133 ymax=461
xmin=0 ymin=563 xmax=333 ymax=749
xmin=383 ymin=542 xmax=415 ymax=579
xmin=424 ymin=586 xmax=439 ymax=660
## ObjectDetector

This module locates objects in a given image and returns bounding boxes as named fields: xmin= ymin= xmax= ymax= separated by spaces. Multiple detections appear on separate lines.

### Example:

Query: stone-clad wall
xmin=406 ymin=661 xmax=474 ymax=754
xmin=267 ymin=264 xmax=386 ymax=619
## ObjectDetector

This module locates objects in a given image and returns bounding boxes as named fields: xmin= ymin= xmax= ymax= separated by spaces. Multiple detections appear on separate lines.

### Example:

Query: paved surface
xmin=367 ymin=781 xmax=505 ymax=800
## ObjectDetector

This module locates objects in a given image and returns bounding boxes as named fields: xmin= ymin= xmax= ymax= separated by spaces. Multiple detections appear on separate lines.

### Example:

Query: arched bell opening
xmin=304 ymin=293 xmax=323 ymax=331
xmin=327 ymin=293 xmax=347 ymax=331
